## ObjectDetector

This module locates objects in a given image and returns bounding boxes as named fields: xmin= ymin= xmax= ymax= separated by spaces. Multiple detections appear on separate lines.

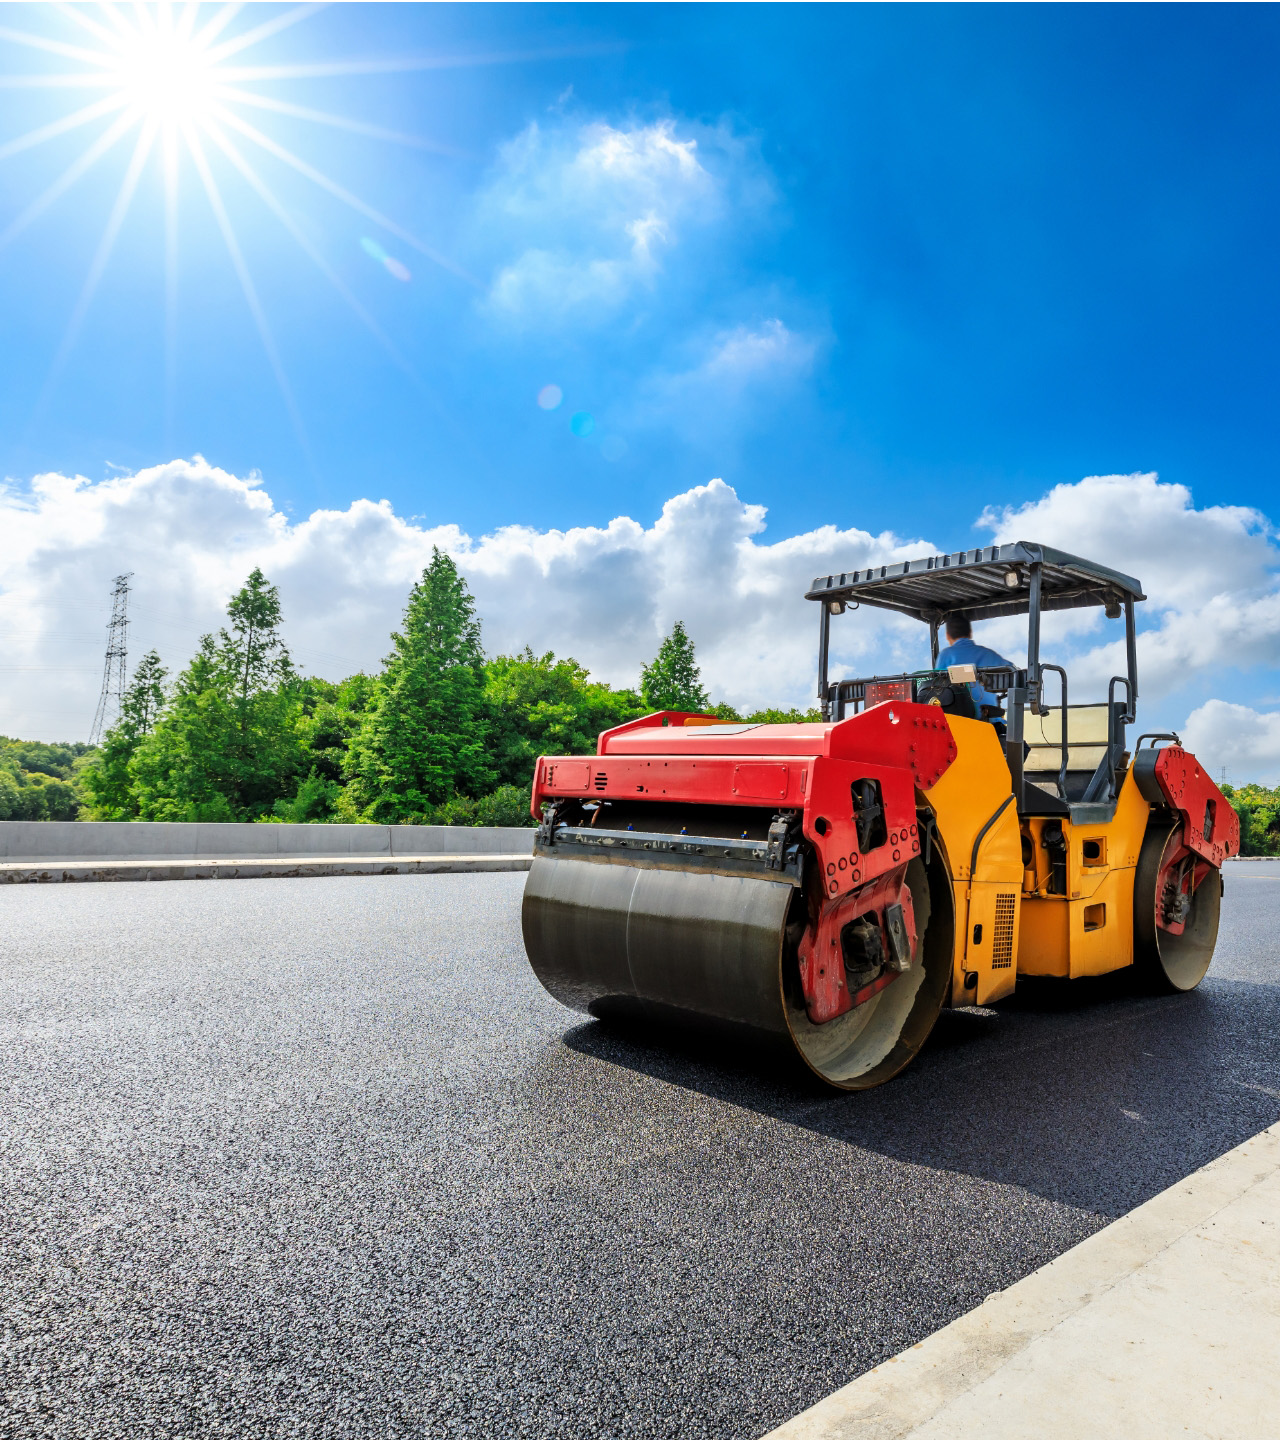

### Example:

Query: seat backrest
xmin=1024 ymin=703 xmax=1111 ymax=774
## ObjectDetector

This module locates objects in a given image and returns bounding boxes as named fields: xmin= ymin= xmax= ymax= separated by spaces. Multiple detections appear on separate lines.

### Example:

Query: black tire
xmin=1134 ymin=820 xmax=1222 ymax=992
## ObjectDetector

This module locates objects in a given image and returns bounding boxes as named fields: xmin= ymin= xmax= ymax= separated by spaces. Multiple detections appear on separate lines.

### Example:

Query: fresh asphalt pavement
xmin=3 ymin=863 xmax=1279 ymax=1440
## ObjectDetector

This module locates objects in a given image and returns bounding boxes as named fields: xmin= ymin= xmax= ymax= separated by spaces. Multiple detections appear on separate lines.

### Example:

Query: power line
xmin=88 ymin=573 xmax=132 ymax=745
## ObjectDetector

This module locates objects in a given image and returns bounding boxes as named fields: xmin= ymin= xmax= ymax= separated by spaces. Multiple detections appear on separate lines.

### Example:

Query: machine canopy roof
xmin=805 ymin=541 xmax=1144 ymax=623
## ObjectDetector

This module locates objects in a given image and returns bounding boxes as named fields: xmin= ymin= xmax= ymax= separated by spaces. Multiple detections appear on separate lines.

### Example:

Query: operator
xmin=935 ymin=612 xmax=1014 ymax=718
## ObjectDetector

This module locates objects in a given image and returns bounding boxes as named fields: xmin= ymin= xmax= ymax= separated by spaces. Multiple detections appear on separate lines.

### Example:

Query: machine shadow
xmin=562 ymin=972 xmax=1280 ymax=1217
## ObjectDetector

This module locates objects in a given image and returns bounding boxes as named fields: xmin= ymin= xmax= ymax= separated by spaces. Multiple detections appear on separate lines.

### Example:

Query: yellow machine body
xmin=921 ymin=715 xmax=1155 ymax=1005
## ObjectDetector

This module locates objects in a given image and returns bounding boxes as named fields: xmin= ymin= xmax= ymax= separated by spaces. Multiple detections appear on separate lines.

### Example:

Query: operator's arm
xmin=972 ymin=642 xmax=1015 ymax=673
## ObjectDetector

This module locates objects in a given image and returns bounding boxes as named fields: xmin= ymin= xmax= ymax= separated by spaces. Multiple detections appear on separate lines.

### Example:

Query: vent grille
xmin=593 ymin=772 xmax=608 ymax=791
xmin=991 ymin=893 xmax=1016 ymax=969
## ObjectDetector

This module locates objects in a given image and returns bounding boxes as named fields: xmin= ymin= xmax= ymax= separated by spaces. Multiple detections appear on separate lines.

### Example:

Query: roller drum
xmin=523 ymin=848 xmax=952 ymax=1090
xmin=522 ymin=856 xmax=793 ymax=1034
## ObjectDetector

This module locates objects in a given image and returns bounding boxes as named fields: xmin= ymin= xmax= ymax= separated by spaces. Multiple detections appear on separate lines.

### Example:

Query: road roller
xmin=522 ymin=542 xmax=1239 ymax=1089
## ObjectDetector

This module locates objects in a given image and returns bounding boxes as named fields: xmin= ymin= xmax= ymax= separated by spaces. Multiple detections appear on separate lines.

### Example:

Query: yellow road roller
xmin=522 ymin=542 xmax=1239 ymax=1089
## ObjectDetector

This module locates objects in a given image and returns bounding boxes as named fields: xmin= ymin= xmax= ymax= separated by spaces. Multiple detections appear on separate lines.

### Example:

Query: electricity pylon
xmin=88 ymin=573 xmax=133 ymax=745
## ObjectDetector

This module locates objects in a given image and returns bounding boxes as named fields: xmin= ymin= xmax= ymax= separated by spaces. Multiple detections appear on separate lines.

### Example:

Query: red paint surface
xmin=797 ymin=866 xmax=918 ymax=1024
xmin=1149 ymin=746 xmax=1240 ymax=867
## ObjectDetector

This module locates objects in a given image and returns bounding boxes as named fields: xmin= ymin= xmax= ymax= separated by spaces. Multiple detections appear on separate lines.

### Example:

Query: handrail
xmin=1105 ymin=675 xmax=1133 ymax=801
xmin=1136 ymin=732 xmax=1180 ymax=749
xmin=1039 ymin=663 xmax=1069 ymax=799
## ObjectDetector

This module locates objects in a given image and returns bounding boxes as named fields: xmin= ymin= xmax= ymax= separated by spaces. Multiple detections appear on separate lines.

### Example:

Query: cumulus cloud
xmin=3 ymin=461 xmax=1278 ymax=785
xmin=476 ymin=117 xmax=762 ymax=324
xmin=0 ymin=458 xmax=921 ymax=740
xmin=980 ymin=473 xmax=1280 ymax=700
xmin=1182 ymin=701 xmax=1280 ymax=787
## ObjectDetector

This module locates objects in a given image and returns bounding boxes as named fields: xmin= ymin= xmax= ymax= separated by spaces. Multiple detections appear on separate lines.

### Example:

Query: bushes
xmin=1223 ymin=784 xmax=1280 ymax=856
xmin=0 ymin=738 xmax=92 ymax=820
xmin=430 ymin=784 xmax=535 ymax=828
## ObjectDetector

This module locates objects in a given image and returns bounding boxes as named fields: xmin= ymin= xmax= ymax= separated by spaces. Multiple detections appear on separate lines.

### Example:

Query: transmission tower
xmin=89 ymin=573 xmax=133 ymax=745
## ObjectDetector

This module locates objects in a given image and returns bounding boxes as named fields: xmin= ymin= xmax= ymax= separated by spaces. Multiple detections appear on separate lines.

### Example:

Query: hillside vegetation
xmin=0 ymin=739 xmax=94 ymax=821
xmin=1223 ymin=784 xmax=1280 ymax=856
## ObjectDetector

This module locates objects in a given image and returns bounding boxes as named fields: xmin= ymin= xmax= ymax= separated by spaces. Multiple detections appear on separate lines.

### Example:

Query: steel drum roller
xmin=523 ymin=849 xmax=952 ymax=1089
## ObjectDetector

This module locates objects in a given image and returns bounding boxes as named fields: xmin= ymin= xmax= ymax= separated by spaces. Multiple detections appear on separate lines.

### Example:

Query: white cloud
xmin=3 ymin=462 xmax=1279 ymax=786
xmin=979 ymin=473 xmax=1280 ymax=703
xmin=0 ymin=459 xmax=920 ymax=740
xmin=980 ymin=472 xmax=1274 ymax=611
xmin=680 ymin=319 xmax=819 ymax=395
xmin=476 ymin=117 xmax=758 ymax=324
xmin=1182 ymin=701 xmax=1280 ymax=787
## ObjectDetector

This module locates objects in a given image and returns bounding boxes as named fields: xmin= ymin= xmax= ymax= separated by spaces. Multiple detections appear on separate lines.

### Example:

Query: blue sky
xmin=2 ymin=3 xmax=1279 ymax=774
xmin=3 ymin=3 xmax=1278 ymax=535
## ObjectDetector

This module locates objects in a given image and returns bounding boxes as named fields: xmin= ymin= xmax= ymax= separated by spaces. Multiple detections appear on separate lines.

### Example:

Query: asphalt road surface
xmin=3 ymin=863 xmax=1279 ymax=1440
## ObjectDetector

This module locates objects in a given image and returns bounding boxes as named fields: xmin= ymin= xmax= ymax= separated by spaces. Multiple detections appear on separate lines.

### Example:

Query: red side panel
xmin=826 ymin=702 xmax=957 ymax=790
xmin=798 ymin=866 xmax=917 ymax=1023
xmin=1148 ymin=747 xmax=1240 ymax=867
xmin=531 ymin=754 xmax=812 ymax=808
xmin=803 ymin=757 xmax=922 ymax=897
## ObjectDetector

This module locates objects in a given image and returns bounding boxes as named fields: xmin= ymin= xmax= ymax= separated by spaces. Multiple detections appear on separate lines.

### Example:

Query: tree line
xmin=21 ymin=552 xmax=1275 ymax=839
xmin=75 ymin=550 xmax=818 ymax=826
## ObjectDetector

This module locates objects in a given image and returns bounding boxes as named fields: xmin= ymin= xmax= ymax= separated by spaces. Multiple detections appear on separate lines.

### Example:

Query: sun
xmin=112 ymin=26 xmax=217 ymax=126
xmin=0 ymin=3 xmax=563 ymax=450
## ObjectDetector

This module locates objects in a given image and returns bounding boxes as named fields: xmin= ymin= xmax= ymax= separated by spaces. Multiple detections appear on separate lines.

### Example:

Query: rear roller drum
xmin=1134 ymin=820 xmax=1223 ymax=993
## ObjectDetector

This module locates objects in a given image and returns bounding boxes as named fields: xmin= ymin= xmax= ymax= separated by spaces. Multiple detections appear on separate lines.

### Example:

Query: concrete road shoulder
xmin=763 ymin=1121 xmax=1280 ymax=1440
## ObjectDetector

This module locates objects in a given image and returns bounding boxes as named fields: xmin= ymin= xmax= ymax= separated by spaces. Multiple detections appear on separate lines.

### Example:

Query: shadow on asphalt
xmin=563 ymin=970 xmax=1280 ymax=1217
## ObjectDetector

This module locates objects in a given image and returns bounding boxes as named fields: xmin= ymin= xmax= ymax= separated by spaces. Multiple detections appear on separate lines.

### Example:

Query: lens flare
xmin=0 ymin=3 xmax=491 ymax=442
xmin=537 ymin=384 xmax=563 ymax=410
xmin=360 ymin=236 xmax=411 ymax=282
xmin=570 ymin=410 xmax=595 ymax=438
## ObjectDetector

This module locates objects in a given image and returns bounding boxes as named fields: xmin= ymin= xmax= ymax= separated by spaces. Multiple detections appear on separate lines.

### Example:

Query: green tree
xmin=268 ymin=673 xmax=377 ymax=823
xmin=1224 ymin=783 xmax=1280 ymax=856
xmin=131 ymin=569 xmax=308 ymax=820
xmin=82 ymin=650 xmax=168 ymax=819
xmin=0 ymin=754 xmax=83 ymax=820
xmin=485 ymin=647 xmax=646 ymax=786
xmin=640 ymin=620 xmax=710 ymax=712
xmin=347 ymin=549 xmax=494 ymax=820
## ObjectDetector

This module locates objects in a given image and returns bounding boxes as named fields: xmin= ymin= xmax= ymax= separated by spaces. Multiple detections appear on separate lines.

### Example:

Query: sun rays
xmin=0 ymin=1 xmax=495 ymax=451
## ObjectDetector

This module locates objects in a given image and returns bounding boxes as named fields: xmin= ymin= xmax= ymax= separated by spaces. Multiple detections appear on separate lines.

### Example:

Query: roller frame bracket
xmin=1133 ymin=745 xmax=1240 ymax=868
xmin=798 ymin=865 xmax=917 ymax=1024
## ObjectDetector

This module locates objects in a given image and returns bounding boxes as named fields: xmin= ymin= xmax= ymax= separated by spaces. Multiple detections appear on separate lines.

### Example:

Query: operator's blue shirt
xmin=934 ymin=636 xmax=1014 ymax=712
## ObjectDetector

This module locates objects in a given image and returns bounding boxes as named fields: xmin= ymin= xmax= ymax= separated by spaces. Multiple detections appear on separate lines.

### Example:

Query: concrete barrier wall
xmin=0 ymin=820 xmax=535 ymax=862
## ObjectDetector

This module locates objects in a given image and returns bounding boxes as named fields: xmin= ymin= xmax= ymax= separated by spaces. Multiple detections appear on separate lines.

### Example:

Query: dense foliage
xmin=1223 ymin=784 xmax=1280 ymax=856
xmin=64 ymin=554 xmax=769 ymax=825
xmin=0 ymin=738 xmax=93 ymax=820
